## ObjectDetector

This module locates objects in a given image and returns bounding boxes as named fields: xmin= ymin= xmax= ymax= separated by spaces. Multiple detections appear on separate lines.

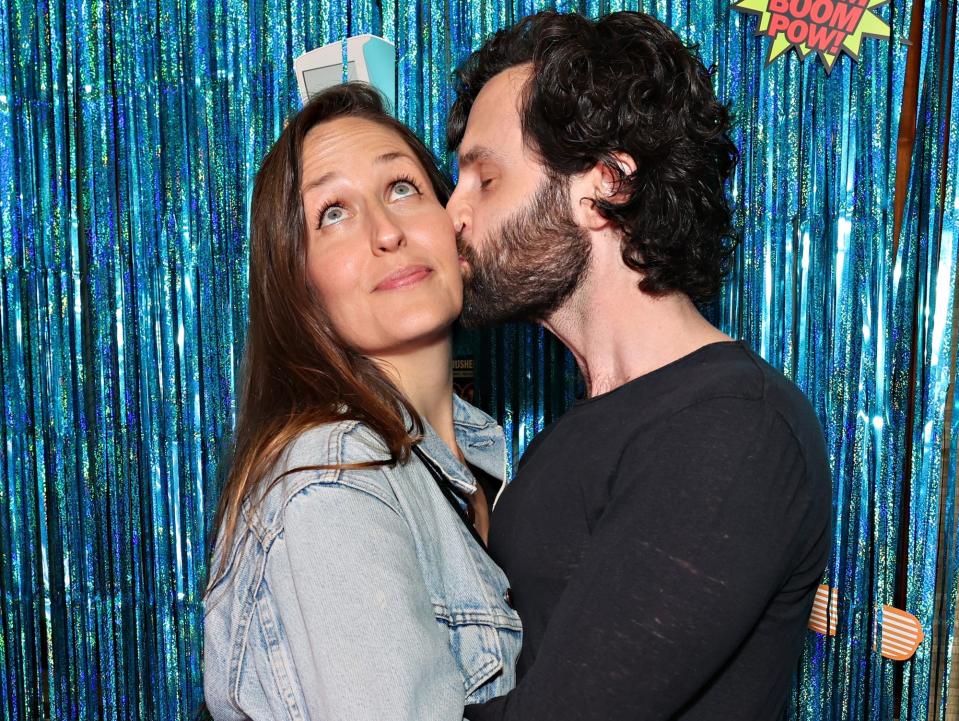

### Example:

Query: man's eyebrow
xmin=301 ymin=151 xmax=417 ymax=193
xmin=457 ymin=146 xmax=503 ymax=169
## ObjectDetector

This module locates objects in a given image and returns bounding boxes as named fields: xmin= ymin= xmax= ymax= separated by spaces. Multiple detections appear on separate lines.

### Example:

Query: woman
xmin=203 ymin=83 xmax=521 ymax=720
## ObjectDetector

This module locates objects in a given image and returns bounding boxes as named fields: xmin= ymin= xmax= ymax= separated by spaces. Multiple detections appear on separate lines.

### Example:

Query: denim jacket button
xmin=503 ymin=588 xmax=514 ymax=608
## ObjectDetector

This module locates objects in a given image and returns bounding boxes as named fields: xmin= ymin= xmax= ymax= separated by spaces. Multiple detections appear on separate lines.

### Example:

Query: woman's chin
xmin=357 ymin=314 xmax=458 ymax=357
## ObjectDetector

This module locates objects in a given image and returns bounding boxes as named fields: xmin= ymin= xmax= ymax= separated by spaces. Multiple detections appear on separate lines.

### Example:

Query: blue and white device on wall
xmin=293 ymin=35 xmax=396 ymax=113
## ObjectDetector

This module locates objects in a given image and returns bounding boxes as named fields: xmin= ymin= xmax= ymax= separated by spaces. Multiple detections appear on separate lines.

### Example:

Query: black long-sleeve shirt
xmin=465 ymin=341 xmax=832 ymax=721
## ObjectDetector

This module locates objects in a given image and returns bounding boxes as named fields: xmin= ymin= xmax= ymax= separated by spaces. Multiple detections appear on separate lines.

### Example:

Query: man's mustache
xmin=455 ymin=231 xmax=478 ymax=268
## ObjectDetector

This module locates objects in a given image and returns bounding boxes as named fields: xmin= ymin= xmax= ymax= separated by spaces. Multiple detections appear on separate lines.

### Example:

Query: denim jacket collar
xmin=412 ymin=395 xmax=507 ymax=497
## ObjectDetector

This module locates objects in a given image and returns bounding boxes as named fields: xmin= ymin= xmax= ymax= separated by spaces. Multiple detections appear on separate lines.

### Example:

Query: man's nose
xmin=446 ymin=184 xmax=470 ymax=238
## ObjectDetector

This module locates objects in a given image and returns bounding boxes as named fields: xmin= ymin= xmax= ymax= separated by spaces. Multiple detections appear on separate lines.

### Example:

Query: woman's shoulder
xmin=245 ymin=420 xmax=402 ymax=537
xmin=283 ymin=418 xmax=392 ymax=469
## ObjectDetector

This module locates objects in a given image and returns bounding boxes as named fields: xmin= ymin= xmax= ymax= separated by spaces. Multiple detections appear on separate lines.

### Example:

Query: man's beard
xmin=457 ymin=175 xmax=591 ymax=327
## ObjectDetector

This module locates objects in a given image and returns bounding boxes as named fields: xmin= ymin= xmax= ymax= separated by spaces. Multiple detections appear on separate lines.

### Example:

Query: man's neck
xmin=542 ymin=264 xmax=732 ymax=398
xmin=372 ymin=335 xmax=461 ymax=460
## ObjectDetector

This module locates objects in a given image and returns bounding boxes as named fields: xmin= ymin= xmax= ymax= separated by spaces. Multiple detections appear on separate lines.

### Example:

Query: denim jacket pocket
xmin=433 ymin=604 xmax=523 ymax=701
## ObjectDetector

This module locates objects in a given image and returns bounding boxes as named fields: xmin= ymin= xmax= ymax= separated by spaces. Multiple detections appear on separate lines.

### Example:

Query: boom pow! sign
xmin=733 ymin=0 xmax=890 ymax=73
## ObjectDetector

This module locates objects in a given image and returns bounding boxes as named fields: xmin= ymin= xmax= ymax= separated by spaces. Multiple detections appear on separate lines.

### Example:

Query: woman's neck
xmin=373 ymin=334 xmax=461 ymax=461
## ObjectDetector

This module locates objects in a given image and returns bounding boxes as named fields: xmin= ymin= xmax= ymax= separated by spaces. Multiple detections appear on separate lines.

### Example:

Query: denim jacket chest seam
xmin=255 ymin=590 xmax=305 ymax=721
xmin=228 ymin=538 xmax=268 ymax=713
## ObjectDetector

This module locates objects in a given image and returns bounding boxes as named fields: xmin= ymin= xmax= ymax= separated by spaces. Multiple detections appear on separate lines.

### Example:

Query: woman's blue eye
xmin=390 ymin=180 xmax=419 ymax=200
xmin=320 ymin=205 xmax=346 ymax=227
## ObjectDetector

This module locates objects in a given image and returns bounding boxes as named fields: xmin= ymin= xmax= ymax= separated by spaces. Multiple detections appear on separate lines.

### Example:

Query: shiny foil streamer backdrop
xmin=1 ymin=0 xmax=957 ymax=719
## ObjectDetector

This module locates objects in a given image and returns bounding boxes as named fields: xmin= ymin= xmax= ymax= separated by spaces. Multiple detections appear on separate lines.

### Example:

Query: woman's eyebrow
xmin=301 ymin=172 xmax=339 ymax=194
xmin=374 ymin=151 xmax=417 ymax=165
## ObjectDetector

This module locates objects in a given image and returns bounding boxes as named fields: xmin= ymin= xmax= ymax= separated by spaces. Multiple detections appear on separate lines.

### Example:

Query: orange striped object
xmin=808 ymin=584 xmax=839 ymax=636
xmin=876 ymin=605 xmax=924 ymax=661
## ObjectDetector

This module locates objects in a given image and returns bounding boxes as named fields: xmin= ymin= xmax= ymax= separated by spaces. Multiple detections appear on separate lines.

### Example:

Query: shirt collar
xmin=412 ymin=395 xmax=507 ymax=496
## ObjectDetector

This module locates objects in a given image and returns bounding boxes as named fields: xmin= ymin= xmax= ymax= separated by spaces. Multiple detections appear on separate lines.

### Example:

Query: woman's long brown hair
xmin=206 ymin=83 xmax=452 ymax=592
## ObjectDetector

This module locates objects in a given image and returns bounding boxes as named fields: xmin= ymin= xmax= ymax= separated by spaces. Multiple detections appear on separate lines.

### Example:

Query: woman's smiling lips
xmin=374 ymin=265 xmax=433 ymax=291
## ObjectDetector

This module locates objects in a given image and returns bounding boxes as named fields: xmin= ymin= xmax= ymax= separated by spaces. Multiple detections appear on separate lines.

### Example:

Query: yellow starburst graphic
xmin=732 ymin=0 xmax=891 ymax=73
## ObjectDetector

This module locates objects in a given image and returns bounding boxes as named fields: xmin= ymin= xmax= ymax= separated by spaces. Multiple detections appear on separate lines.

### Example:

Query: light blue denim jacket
xmin=203 ymin=395 xmax=522 ymax=720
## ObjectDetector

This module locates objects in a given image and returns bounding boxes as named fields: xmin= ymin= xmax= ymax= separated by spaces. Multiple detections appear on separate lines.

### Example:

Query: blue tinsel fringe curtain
xmin=2 ymin=0 xmax=958 ymax=718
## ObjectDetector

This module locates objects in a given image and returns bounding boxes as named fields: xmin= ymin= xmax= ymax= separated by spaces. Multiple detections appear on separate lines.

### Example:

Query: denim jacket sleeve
xmin=257 ymin=471 xmax=467 ymax=721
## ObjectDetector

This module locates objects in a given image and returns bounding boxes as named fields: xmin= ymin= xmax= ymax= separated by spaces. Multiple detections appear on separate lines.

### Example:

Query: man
xmin=444 ymin=11 xmax=832 ymax=720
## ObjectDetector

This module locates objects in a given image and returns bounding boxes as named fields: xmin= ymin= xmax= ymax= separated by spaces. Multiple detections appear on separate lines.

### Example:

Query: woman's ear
xmin=573 ymin=151 xmax=637 ymax=231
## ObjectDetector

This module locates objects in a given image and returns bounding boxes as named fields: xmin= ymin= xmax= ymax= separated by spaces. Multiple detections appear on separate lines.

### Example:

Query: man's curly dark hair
xmin=447 ymin=11 xmax=740 ymax=303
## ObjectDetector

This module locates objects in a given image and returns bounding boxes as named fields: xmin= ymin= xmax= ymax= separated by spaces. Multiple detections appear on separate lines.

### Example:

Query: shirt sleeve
xmin=258 ymin=473 xmax=466 ymax=721
xmin=465 ymin=397 xmax=825 ymax=721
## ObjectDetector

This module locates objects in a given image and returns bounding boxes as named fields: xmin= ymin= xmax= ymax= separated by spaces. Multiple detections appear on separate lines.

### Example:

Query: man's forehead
xmin=485 ymin=63 xmax=532 ymax=95
xmin=471 ymin=65 xmax=530 ymax=120
xmin=459 ymin=64 xmax=531 ymax=161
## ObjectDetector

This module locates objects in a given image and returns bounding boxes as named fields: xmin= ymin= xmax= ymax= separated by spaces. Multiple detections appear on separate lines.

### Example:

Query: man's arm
xmin=466 ymin=397 xmax=824 ymax=721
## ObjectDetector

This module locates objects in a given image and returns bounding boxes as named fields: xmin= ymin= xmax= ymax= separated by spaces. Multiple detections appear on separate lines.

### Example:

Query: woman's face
xmin=301 ymin=118 xmax=462 ymax=357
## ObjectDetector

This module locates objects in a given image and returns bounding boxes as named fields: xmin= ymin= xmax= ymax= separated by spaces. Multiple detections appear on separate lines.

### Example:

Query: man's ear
xmin=574 ymin=151 xmax=637 ymax=231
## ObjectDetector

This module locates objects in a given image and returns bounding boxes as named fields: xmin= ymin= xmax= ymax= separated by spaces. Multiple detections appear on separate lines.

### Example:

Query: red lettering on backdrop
xmin=807 ymin=23 xmax=842 ymax=52
xmin=829 ymin=3 xmax=865 ymax=32
xmin=734 ymin=0 xmax=890 ymax=73
xmin=764 ymin=0 xmax=867 ymax=52
xmin=785 ymin=18 xmax=808 ymax=43
xmin=767 ymin=13 xmax=790 ymax=34
xmin=809 ymin=0 xmax=832 ymax=24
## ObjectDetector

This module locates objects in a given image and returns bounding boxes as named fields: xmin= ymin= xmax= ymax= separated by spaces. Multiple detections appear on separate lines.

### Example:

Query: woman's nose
xmin=371 ymin=209 xmax=405 ymax=254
